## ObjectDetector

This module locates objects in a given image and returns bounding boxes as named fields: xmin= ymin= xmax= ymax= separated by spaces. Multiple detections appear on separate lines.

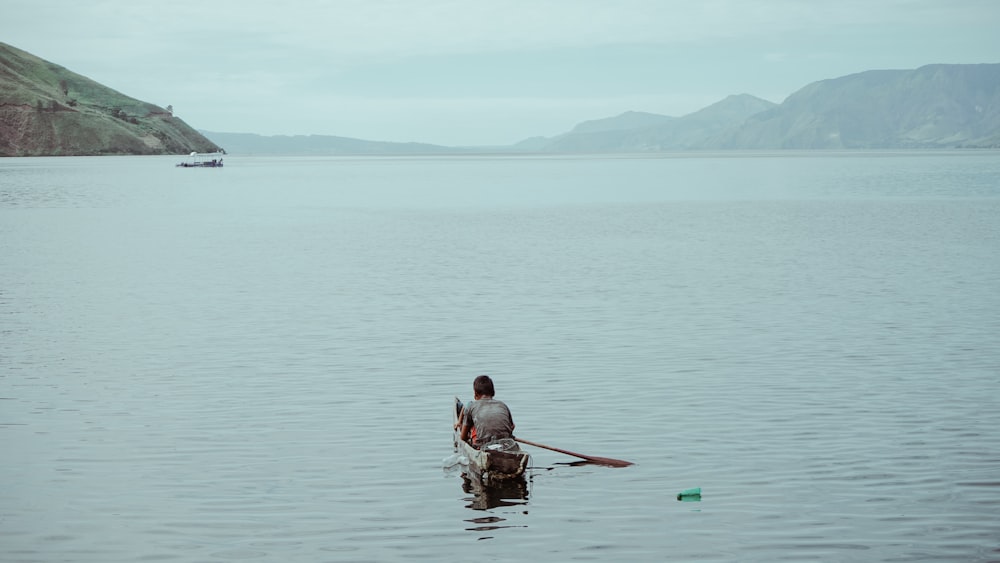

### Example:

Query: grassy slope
xmin=0 ymin=42 xmax=221 ymax=156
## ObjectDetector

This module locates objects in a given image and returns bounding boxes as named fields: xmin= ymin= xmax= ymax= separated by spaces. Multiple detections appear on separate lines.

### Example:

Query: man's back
xmin=465 ymin=398 xmax=515 ymax=446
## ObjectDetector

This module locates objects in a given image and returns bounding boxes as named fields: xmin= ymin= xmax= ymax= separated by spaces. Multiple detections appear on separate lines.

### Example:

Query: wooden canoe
xmin=453 ymin=397 xmax=530 ymax=483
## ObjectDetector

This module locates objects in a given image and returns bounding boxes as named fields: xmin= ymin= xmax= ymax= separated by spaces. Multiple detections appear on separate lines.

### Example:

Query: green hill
xmin=0 ymin=42 xmax=221 ymax=156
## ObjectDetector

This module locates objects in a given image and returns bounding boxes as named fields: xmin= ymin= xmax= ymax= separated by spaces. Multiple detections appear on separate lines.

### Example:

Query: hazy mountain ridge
xmin=569 ymin=111 xmax=676 ymax=134
xmin=215 ymin=64 xmax=1000 ymax=154
xmin=720 ymin=64 xmax=1000 ymax=149
xmin=524 ymin=65 xmax=1000 ymax=152
xmin=535 ymin=94 xmax=777 ymax=152
xmin=0 ymin=42 xmax=220 ymax=156
xmin=198 ymin=131 xmax=455 ymax=156
xmin=207 ymin=63 xmax=1000 ymax=154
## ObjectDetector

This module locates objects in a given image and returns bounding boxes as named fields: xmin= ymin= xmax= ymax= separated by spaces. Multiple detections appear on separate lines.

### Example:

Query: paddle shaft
xmin=514 ymin=437 xmax=633 ymax=467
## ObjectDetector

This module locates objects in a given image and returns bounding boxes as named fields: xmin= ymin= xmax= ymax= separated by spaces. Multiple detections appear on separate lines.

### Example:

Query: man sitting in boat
xmin=457 ymin=375 xmax=515 ymax=449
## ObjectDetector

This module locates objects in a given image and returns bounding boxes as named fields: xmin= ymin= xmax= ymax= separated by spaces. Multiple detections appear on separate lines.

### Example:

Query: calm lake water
xmin=2 ymin=152 xmax=999 ymax=562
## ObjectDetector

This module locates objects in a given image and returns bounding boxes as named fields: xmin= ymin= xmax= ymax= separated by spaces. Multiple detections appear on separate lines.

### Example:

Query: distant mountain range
xmin=521 ymin=94 xmax=778 ymax=152
xmin=0 ymin=42 xmax=220 ymax=156
xmin=718 ymin=64 xmax=1000 ymax=149
xmin=208 ymin=63 xmax=999 ymax=154
xmin=1 ymin=40 xmax=997 ymax=156
xmin=199 ymin=131 xmax=454 ymax=156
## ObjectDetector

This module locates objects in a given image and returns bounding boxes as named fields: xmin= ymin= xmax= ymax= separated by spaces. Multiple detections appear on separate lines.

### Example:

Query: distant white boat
xmin=176 ymin=152 xmax=224 ymax=168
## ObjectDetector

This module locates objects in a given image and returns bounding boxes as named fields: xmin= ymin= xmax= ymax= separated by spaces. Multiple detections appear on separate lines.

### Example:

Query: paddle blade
xmin=515 ymin=437 xmax=633 ymax=467
xmin=585 ymin=456 xmax=634 ymax=468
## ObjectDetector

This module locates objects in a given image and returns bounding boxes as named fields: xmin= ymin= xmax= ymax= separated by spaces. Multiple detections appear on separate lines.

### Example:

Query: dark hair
xmin=473 ymin=375 xmax=495 ymax=397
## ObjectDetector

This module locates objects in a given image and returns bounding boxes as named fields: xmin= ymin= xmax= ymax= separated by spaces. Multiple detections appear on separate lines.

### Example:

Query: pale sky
xmin=4 ymin=1 xmax=998 ymax=146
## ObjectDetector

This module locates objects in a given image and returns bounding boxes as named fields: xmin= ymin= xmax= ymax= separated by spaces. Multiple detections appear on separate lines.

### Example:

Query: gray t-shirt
xmin=464 ymin=398 xmax=515 ymax=446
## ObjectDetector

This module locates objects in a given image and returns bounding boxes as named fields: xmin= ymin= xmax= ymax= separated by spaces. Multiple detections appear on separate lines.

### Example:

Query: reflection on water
xmin=554 ymin=460 xmax=602 ymax=468
xmin=460 ymin=472 xmax=531 ymax=512
xmin=460 ymin=473 xmax=531 ymax=534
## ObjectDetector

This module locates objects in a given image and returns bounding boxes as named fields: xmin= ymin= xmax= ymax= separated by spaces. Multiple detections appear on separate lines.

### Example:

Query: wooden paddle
xmin=514 ymin=437 xmax=633 ymax=467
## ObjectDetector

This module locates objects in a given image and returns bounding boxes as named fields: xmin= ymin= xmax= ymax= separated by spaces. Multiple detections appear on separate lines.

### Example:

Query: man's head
xmin=473 ymin=375 xmax=495 ymax=398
